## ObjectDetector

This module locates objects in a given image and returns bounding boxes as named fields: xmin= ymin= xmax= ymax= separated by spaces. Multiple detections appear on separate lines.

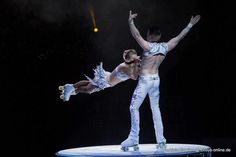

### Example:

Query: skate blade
xmin=156 ymin=143 xmax=167 ymax=149
xmin=121 ymin=147 xmax=129 ymax=151
xmin=121 ymin=145 xmax=139 ymax=151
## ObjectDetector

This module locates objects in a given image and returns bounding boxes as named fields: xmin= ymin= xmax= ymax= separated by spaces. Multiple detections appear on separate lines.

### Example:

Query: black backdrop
xmin=1 ymin=0 xmax=235 ymax=157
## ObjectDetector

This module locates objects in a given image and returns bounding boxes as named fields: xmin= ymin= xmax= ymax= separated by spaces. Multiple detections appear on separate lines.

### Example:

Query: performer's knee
xmin=129 ymin=94 xmax=144 ymax=111
xmin=149 ymin=95 xmax=159 ymax=104
xmin=150 ymin=103 xmax=160 ymax=110
xmin=130 ymin=105 xmax=139 ymax=112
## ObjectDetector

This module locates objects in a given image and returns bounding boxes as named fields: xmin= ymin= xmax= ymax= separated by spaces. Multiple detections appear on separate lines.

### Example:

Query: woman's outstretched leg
xmin=59 ymin=80 xmax=98 ymax=101
xmin=73 ymin=80 xmax=90 ymax=89
xmin=74 ymin=80 xmax=97 ymax=94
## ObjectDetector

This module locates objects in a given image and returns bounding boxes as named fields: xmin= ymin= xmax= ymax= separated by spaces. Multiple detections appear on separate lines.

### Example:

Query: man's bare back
xmin=140 ymin=55 xmax=165 ymax=75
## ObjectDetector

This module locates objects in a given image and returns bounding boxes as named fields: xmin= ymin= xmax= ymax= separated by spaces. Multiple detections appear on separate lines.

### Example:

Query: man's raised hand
xmin=129 ymin=10 xmax=138 ymax=23
xmin=190 ymin=15 xmax=201 ymax=26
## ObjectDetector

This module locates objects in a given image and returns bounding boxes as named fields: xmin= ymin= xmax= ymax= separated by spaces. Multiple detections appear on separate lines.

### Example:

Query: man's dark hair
xmin=148 ymin=27 xmax=161 ymax=36
xmin=147 ymin=26 xmax=161 ymax=42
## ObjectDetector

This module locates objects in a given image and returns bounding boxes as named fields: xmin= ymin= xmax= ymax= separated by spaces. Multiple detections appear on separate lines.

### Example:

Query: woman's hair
xmin=123 ymin=49 xmax=137 ymax=62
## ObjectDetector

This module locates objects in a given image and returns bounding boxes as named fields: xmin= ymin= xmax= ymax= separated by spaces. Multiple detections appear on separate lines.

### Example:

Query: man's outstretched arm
xmin=167 ymin=15 xmax=201 ymax=51
xmin=128 ymin=11 xmax=150 ymax=51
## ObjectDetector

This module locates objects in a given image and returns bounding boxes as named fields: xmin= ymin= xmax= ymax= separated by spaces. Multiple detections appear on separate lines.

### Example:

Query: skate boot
xmin=156 ymin=142 xmax=167 ymax=149
xmin=58 ymin=84 xmax=75 ymax=101
xmin=121 ymin=137 xmax=139 ymax=151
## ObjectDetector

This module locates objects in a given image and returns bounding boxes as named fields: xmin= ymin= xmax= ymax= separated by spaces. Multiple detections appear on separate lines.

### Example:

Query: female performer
xmin=59 ymin=49 xmax=141 ymax=101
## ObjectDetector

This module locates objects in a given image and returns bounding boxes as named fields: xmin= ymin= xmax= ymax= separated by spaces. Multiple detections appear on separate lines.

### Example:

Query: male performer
xmin=121 ymin=11 xmax=200 ymax=151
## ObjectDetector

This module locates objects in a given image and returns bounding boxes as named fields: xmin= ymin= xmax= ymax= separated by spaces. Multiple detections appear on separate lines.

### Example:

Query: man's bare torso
xmin=140 ymin=54 xmax=165 ymax=75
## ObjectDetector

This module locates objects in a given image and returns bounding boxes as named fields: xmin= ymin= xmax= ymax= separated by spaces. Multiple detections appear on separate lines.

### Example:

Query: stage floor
xmin=56 ymin=143 xmax=212 ymax=157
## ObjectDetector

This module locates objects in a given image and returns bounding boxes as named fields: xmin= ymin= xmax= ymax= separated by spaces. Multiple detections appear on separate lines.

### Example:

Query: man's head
xmin=123 ymin=49 xmax=140 ymax=63
xmin=146 ymin=27 xmax=161 ymax=42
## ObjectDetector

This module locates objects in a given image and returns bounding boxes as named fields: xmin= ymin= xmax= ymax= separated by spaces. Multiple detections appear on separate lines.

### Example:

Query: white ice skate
xmin=58 ymin=84 xmax=75 ymax=101
xmin=120 ymin=137 xmax=139 ymax=151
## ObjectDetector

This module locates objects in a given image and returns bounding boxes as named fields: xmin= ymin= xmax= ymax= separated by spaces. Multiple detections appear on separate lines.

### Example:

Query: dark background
xmin=1 ymin=0 xmax=235 ymax=157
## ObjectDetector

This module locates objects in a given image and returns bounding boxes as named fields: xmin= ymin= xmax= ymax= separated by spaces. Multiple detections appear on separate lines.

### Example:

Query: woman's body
xmin=59 ymin=49 xmax=141 ymax=101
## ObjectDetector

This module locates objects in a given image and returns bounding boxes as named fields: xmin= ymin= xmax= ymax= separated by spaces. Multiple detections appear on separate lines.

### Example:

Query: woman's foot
xmin=59 ymin=84 xmax=75 ymax=101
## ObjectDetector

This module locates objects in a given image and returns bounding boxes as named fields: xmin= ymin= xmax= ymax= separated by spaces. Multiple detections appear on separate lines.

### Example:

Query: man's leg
xmin=121 ymin=78 xmax=149 ymax=148
xmin=148 ymin=78 xmax=166 ymax=146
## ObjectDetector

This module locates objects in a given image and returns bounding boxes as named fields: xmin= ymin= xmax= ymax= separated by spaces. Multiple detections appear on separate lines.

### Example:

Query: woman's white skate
xmin=58 ymin=84 xmax=75 ymax=101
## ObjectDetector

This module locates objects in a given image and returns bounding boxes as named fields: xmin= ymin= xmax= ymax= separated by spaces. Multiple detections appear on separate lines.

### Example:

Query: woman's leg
xmin=73 ymin=80 xmax=97 ymax=94
xmin=73 ymin=80 xmax=90 ymax=88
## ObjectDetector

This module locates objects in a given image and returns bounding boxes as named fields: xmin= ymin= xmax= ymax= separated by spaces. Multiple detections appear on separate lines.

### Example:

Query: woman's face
xmin=129 ymin=54 xmax=140 ymax=62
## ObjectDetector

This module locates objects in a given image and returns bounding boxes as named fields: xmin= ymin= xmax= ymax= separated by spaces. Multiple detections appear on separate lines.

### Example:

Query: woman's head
xmin=146 ymin=26 xmax=161 ymax=42
xmin=123 ymin=49 xmax=140 ymax=63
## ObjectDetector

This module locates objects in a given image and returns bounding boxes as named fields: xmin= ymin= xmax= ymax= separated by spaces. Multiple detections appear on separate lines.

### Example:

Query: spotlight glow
xmin=89 ymin=6 xmax=99 ymax=33
xmin=94 ymin=28 xmax=99 ymax=32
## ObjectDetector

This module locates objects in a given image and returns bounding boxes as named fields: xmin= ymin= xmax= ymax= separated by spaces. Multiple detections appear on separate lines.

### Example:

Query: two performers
xmin=59 ymin=11 xmax=200 ymax=151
